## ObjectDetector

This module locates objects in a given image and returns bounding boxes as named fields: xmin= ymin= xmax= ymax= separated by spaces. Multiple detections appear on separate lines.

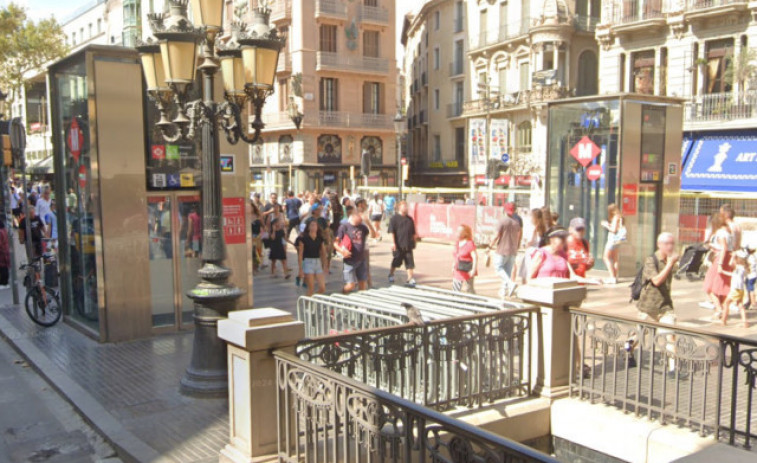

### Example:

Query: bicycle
xmin=20 ymin=253 xmax=62 ymax=327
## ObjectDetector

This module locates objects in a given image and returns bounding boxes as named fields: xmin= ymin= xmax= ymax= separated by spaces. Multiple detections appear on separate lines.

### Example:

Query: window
xmin=517 ymin=121 xmax=532 ymax=152
xmin=455 ymin=127 xmax=465 ymax=165
xmin=543 ymin=44 xmax=555 ymax=70
xmin=631 ymin=50 xmax=655 ymax=95
xmin=362 ymin=82 xmax=383 ymax=114
xmin=519 ymin=61 xmax=529 ymax=91
xmin=705 ymin=39 xmax=734 ymax=94
xmin=454 ymin=1 xmax=464 ymax=32
xmin=433 ymin=135 xmax=441 ymax=162
xmin=319 ymin=25 xmax=337 ymax=52
xmin=72 ymin=32 xmax=76 ymax=45
xmin=434 ymin=11 xmax=440 ymax=30
xmin=434 ymin=89 xmax=440 ymax=110
xmin=690 ymin=45 xmax=697 ymax=96
xmin=576 ymin=51 xmax=598 ymax=96
xmin=499 ymin=2 xmax=507 ymax=38
xmin=479 ymin=9 xmax=487 ymax=46
xmin=320 ymin=78 xmax=339 ymax=111
xmin=365 ymin=0 xmax=378 ymax=6
xmin=97 ymin=18 xmax=102 ymax=34
xmin=363 ymin=31 xmax=379 ymax=58
xmin=433 ymin=47 xmax=440 ymax=70
xmin=455 ymin=82 xmax=464 ymax=105
xmin=88 ymin=23 xmax=93 ymax=38
xmin=80 ymin=28 xmax=84 ymax=40
xmin=659 ymin=47 xmax=667 ymax=96
xmin=279 ymin=78 xmax=289 ymax=112
xmin=498 ymin=67 xmax=507 ymax=92
xmin=619 ymin=53 xmax=626 ymax=92
xmin=453 ymin=40 xmax=464 ymax=74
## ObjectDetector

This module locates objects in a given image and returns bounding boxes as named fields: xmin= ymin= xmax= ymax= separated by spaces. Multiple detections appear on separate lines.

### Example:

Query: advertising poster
xmin=222 ymin=197 xmax=246 ymax=245
xmin=414 ymin=204 xmax=476 ymax=242
xmin=490 ymin=119 xmax=508 ymax=162
xmin=468 ymin=118 xmax=486 ymax=172
xmin=622 ymin=184 xmax=638 ymax=216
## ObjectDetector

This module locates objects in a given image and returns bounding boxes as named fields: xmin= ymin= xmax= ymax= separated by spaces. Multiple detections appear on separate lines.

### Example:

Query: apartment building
xmin=597 ymin=0 xmax=757 ymax=242
xmin=252 ymin=0 xmax=398 ymax=195
xmin=401 ymin=0 xmax=470 ymax=187
xmin=461 ymin=0 xmax=601 ymax=205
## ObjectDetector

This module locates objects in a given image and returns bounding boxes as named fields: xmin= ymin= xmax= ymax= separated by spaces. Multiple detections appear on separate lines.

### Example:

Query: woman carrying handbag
xmin=452 ymin=225 xmax=478 ymax=293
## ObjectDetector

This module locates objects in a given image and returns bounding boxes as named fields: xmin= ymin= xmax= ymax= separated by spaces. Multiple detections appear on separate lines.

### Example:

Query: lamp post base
xmin=182 ymin=264 xmax=244 ymax=397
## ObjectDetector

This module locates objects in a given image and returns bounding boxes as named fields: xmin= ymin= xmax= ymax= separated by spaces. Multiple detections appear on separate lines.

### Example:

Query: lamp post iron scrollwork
xmin=138 ymin=0 xmax=284 ymax=397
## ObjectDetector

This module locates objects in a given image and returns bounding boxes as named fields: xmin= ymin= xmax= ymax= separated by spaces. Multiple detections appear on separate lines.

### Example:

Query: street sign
xmin=570 ymin=136 xmax=601 ymax=167
xmin=9 ymin=118 xmax=26 ymax=154
xmin=67 ymin=118 xmax=84 ymax=163
xmin=400 ymin=157 xmax=407 ymax=166
xmin=586 ymin=164 xmax=602 ymax=181
xmin=78 ymin=165 xmax=87 ymax=189
xmin=501 ymin=153 xmax=510 ymax=164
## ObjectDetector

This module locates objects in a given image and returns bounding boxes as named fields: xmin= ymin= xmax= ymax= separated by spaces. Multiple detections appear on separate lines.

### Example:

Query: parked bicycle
xmin=20 ymin=252 xmax=62 ymax=327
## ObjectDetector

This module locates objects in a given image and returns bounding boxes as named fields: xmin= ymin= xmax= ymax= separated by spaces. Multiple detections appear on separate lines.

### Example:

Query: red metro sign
xmin=570 ymin=136 xmax=601 ymax=167
xmin=586 ymin=164 xmax=602 ymax=181
xmin=67 ymin=118 xmax=84 ymax=163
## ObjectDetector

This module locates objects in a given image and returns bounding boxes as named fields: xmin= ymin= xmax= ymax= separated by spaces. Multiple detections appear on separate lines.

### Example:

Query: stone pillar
xmin=517 ymin=279 xmax=587 ymax=400
xmin=218 ymin=308 xmax=305 ymax=463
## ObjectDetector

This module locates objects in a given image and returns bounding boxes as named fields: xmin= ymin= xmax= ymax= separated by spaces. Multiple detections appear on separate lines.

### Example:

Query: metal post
xmin=2 ymin=166 xmax=18 ymax=303
xmin=397 ymin=136 xmax=403 ymax=201
xmin=181 ymin=38 xmax=244 ymax=397
xmin=485 ymin=84 xmax=494 ymax=206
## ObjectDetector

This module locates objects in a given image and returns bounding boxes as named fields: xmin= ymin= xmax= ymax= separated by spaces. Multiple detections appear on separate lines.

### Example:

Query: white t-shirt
xmin=731 ymin=266 xmax=746 ymax=291
xmin=36 ymin=196 xmax=52 ymax=220
xmin=747 ymin=253 xmax=757 ymax=280
xmin=368 ymin=199 xmax=383 ymax=216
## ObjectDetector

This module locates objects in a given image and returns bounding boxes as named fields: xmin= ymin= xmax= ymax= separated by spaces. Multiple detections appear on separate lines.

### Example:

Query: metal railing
xmin=316 ymin=51 xmax=389 ymax=73
xmin=447 ymin=101 xmax=464 ymax=118
xmin=356 ymin=4 xmax=389 ymax=24
xmin=613 ymin=9 xmax=665 ymax=24
xmin=297 ymin=308 xmax=535 ymax=411
xmin=570 ymin=308 xmax=757 ymax=449
xmin=269 ymin=0 xmax=292 ymax=21
xmin=684 ymin=91 xmax=757 ymax=122
xmin=574 ymin=15 xmax=599 ymax=32
xmin=449 ymin=60 xmax=465 ymax=76
xmin=314 ymin=111 xmax=394 ymax=129
xmin=275 ymin=350 xmax=557 ymax=463
xmin=315 ymin=0 xmax=347 ymax=19
xmin=262 ymin=111 xmax=298 ymax=128
xmin=469 ymin=18 xmax=531 ymax=51
xmin=688 ymin=0 xmax=747 ymax=9
xmin=297 ymin=295 xmax=404 ymax=338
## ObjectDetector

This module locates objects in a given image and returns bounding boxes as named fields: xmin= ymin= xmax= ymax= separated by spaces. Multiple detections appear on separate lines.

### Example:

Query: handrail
xmin=274 ymin=350 xmax=559 ymax=462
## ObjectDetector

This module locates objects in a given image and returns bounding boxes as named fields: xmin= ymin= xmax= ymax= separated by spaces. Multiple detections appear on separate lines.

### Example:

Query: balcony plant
xmin=724 ymin=46 xmax=757 ymax=117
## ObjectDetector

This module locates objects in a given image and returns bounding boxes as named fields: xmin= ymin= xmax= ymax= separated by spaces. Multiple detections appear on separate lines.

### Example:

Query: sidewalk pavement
xmin=0 ymin=238 xmax=755 ymax=462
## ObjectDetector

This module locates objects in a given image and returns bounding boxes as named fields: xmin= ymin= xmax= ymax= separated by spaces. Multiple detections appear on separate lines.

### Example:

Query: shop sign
xmin=151 ymin=145 xmax=166 ymax=160
xmin=152 ymin=173 xmax=167 ymax=188
xmin=586 ymin=165 xmax=602 ymax=181
xmin=78 ymin=164 xmax=87 ymax=189
xmin=167 ymin=174 xmax=180 ymax=188
xmin=429 ymin=161 xmax=459 ymax=169
xmin=223 ymin=197 xmax=246 ymax=245
xmin=570 ymin=136 xmax=601 ymax=167
xmin=220 ymin=155 xmax=235 ymax=174
xmin=68 ymin=118 xmax=84 ymax=163
xmin=622 ymin=184 xmax=638 ymax=216
xmin=180 ymin=173 xmax=195 ymax=187
xmin=166 ymin=144 xmax=180 ymax=160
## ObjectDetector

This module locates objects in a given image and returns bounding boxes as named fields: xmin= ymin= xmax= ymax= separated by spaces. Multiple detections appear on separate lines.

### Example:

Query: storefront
xmin=547 ymin=95 xmax=683 ymax=277
xmin=49 ymin=45 xmax=252 ymax=342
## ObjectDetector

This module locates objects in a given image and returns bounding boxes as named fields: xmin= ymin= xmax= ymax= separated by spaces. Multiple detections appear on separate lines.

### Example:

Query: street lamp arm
xmin=217 ymin=99 xmax=262 ymax=145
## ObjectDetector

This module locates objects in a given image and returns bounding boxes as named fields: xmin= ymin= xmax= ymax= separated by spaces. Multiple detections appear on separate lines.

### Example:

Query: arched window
xmin=517 ymin=121 xmax=532 ymax=152
xmin=576 ymin=50 xmax=598 ymax=96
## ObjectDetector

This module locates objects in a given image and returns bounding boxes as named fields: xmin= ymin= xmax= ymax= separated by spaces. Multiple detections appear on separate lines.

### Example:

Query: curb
xmin=0 ymin=312 xmax=172 ymax=463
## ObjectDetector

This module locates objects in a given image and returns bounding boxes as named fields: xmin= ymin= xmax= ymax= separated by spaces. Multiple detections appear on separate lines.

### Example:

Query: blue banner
xmin=682 ymin=137 xmax=757 ymax=192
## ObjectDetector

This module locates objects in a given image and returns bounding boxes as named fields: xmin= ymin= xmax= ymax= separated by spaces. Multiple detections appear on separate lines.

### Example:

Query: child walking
xmin=721 ymin=250 xmax=749 ymax=327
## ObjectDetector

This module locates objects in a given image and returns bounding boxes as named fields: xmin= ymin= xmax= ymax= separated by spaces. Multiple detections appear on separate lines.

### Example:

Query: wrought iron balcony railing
xmin=684 ymin=91 xmax=757 ymax=123
xmin=315 ymin=0 xmax=347 ymax=19
xmin=688 ymin=0 xmax=747 ymax=10
xmin=356 ymin=3 xmax=389 ymax=24
xmin=316 ymin=51 xmax=389 ymax=74
xmin=269 ymin=0 xmax=291 ymax=21
xmin=447 ymin=101 xmax=464 ymax=118
xmin=449 ymin=60 xmax=465 ymax=76
xmin=469 ymin=17 xmax=531 ymax=51
xmin=275 ymin=350 xmax=557 ymax=463
xmin=314 ymin=111 xmax=394 ymax=129
xmin=570 ymin=308 xmax=757 ymax=448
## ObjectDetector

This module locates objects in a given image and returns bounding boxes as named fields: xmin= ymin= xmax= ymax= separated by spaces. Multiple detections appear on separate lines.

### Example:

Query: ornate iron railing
xmin=297 ymin=309 xmax=535 ymax=411
xmin=275 ymin=350 xmax=557 ymax=463
xmin=684 ymin=91 xmax=757 ymax=123
xmin=570 ymin=308 xmax=757 ymax=450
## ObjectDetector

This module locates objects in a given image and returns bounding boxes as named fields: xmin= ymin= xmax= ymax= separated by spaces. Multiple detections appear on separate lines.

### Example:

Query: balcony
xmin=574 ymin=15 xmax=599 ymax=32
xmin=610 ymin=9 xmax=666 ymax=33
xmin=315 ymin=0 xmax=347 ymax=20
xmin=685 ymin=0 xmax=748 ymax=19
xmin=356 ymin=4 xmax=389 ymax=25
xmin=315 ymin=111 xmax=394 ymax=129
xmin=261 ymin=111 xmax=298 ymax=129
xmin=525 ymin=84 xmax=571 ymax=105
xmin=469 ymin=18 xmax=531 ymax=52
xmin=276 ymin=52 xmax=291 ymax=73
xmin=449 ymin=61 xmax=464 ymax=77
xmin=316 ymin=51 xmax=389 ymax=74
xmin=447 ymin=101 xmax=463 ymax=118
xmin=269 ymin=0 xmax=291 ymax=22
xmin=684 ymin=91 xmax=757 ymax=125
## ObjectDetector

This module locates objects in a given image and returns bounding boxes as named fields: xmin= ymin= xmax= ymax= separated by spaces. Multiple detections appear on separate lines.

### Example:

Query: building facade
xmin=463 ymin=0 xmax=601 ymax=206
xmin=251 ymin=0 xmax=398 ymax=196
xmin=401 ymin=0 xmax=470 ymax=187
xmin=596 ymin=0 xmax=757 ymax=244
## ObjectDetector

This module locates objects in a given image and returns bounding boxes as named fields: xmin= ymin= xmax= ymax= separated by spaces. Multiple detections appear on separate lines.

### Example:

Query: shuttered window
xmin=319 ymin=25 xmax=337 ymax=52
xmin=320 ymin=78 xmax=339 ymax=111
xmin=363 ymin=31 xmax=380 ymax=58
xmin=362 ymin=82 xmax=383 ymax=114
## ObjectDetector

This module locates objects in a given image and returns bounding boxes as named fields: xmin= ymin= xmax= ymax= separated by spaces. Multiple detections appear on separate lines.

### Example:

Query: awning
xmin=27 ymin=156 xmax=54 ymax=175
xmin=681 ymin=136 xmax=757 ymax=193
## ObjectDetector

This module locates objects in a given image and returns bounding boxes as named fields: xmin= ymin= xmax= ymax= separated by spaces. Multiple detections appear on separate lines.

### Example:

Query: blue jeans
xmin=494 ymin=254 xmax=517 ymax=295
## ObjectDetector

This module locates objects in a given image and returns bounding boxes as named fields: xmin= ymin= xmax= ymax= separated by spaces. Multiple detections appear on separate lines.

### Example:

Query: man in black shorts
xmin=387 ymin=201 xmax=418 ymax=286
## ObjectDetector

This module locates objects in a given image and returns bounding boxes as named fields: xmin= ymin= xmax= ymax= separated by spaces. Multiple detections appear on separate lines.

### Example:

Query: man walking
xmin=637 ymin=232 xmax=679 ymax=322
xmin=334 ymin=211 xmax=370 ymax=294
xmin=387 ymin=201 xmax=418 ymax=286
xmin=489 ymin=203 xmax=522 ymax=298
xmin=284 ymin=191 xmax=302 ymax=239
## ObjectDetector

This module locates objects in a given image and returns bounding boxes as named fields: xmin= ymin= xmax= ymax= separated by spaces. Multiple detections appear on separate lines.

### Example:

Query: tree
xmin=725 ymin=46 xmax=757 ymax=94
xmin=0 ymin=3 xmax=68 ymax=102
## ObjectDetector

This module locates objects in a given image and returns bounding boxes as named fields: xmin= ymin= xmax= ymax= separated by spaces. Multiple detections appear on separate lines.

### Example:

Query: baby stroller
xmin=674 ymin=244 xmax=710 ymax=281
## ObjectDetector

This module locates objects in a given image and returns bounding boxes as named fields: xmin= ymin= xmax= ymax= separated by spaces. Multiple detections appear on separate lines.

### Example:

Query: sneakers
xmin=388 ymin=274 xmax=395 ymax=283
xmin=407 ymin=279 xmax=417 ymax=287
xmin=604 ymin=277 xmax=617 ymax=285
xmin=698 ymin=301 xmax=716 ymax=310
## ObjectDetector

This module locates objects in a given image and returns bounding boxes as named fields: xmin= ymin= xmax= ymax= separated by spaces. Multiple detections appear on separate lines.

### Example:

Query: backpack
xmin=629 ymin=254 xmax=659 ymax=303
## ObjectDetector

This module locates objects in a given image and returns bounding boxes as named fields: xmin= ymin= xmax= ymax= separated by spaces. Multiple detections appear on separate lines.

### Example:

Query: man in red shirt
xmin=567 ymin=217 xmax=594 ymax=278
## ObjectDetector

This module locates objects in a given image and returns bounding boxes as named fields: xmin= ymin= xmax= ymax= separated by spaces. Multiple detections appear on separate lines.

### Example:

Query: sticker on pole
xmin=78 ymin=165 xmax=87 ymax=189
xmin=586 ymin=164 xmax=602 ymax=181
xmin=570 ymin=136 xmax=601 ymax=167
xmin=500 ymin=153 xmax=510 ymax=164
xmin=67 ymin=118 xmax=84 ymax=163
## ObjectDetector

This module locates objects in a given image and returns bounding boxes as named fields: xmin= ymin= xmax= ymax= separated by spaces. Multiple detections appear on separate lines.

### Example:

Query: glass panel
xmin=148 ymin=196 xmax=175 ymax=327
xmin=636 ymin=184 xmax=659 ymax=270
xmin=177 ymin=195 xmax=201 ymax=326
xmin=53 ymin=56 xmax=100 ymax=331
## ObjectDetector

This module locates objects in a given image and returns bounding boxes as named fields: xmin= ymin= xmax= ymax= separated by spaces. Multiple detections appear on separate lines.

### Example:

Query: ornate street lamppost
xmin=393 ymin=111 xmax=405 ymax=200
xmin=138 ymin=0 xmax=284 ymax=397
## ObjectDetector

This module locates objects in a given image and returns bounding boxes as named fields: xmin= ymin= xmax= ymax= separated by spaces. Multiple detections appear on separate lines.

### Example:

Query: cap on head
xmin=569 ymin=217 xmax=586 ymax=230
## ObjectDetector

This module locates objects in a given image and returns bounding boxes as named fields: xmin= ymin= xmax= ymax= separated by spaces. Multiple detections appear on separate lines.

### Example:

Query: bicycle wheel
xmin=25 ymin=287 xmax=62 ymax=327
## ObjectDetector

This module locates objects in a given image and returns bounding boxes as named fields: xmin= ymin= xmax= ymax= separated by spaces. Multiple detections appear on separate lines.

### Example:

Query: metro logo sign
xmin=570 ymin=136 xmax=601 ymax=167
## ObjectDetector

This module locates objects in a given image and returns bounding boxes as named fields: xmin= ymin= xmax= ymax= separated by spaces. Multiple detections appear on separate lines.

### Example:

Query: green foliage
xmin=724 ymin=46 xmax=757 ymax=90
xmin=0 ymin=3 xmax=68 ymax=101
xmin=290 ymin=73 xmax=303 ymax=98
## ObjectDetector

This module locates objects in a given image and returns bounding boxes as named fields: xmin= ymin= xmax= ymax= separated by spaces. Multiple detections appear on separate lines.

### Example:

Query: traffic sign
xmin=67 ymin=118 xmax=84 ymax=163
xmin=586 ymin=164 xmax=603 ymax=181
xmin=570 ymin=136 xmax=601 ymax=167
xmin=501 ymin=153 xmax=510 ymax=164
xmin=400 ymin=157 xmax=407 ymax=166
